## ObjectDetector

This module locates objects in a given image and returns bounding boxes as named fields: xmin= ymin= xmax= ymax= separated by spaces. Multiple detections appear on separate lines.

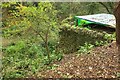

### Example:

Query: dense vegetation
xmin=1 ymin=2 xmax=117 ymax=78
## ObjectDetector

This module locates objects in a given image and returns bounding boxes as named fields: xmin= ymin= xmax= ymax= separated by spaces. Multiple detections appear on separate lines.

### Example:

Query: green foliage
xmin=87 ymin=2 xmax=98 ymax=14
xmin=117 ymin=73 xmax=120 ymax=78
xmin=2 ymin=2 xmax=62 ymax=78
xmin=78 ymin=43 xmax=94 ymax=54
xmin=2 ymin=3 xmax=31 ymax=38
xmin=2 ymin=40 xmax=63 ymax=78
xmin=77 ymin=32 xmax=115 ymax=54
xmin=95 ymin=41 xmax=108 ymax=46
xmin=6 ymin=41 xmax=25 ymax=53
xmin=2 ymin=2 xmax=17 ymax=8
xmin=2 ymin=2 xmax=60 ymax=64
xmin=2 ymin=2 xmax=116 ymax=78
xmin=103 ymin=32 xmax=116 ymax=41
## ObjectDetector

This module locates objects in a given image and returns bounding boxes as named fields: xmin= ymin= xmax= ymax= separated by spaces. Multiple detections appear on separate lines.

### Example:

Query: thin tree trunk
xmin=45 ymin=26 xmax=50 ymax=63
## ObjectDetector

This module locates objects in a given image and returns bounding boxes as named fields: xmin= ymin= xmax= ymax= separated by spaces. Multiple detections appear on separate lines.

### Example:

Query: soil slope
xmin=36 ymin=41 xmax=120 ymax=78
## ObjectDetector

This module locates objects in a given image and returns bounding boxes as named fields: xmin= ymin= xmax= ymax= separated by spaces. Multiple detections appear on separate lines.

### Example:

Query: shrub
xmin=78 ymin=42 xmax=94 ymax=54
xmin=2 ymin=40 xmax=63 ymax=78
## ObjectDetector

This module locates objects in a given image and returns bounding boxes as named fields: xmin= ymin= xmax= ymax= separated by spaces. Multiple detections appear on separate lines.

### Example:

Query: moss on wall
xmin=58 ymin=26 xmax=112 ymax=54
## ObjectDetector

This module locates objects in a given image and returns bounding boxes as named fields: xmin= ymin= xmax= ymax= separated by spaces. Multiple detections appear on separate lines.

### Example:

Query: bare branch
xmin=98 ymin=2 xmax=112 ymax=14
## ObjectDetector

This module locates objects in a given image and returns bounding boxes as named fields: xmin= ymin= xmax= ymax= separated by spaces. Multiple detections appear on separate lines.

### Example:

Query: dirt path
xmin=36 ymin=41 xmax=120 ymax=78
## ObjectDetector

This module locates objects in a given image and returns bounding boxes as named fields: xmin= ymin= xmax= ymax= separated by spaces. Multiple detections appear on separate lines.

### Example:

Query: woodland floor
xmin=36 ymin=41 xmax=120 ymax=78
xmin=2 ymin=38 xmax=120 ymax=78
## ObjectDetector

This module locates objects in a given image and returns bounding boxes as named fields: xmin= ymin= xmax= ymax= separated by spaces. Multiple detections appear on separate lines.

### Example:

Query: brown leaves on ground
xmin=36 ymin=41 xmax=120 ymax=78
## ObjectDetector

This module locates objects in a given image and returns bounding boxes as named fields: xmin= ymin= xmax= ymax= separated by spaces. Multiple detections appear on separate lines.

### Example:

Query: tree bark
xmin=45 ymin=26 xmax=50 ymax=63
xmin=114 ymin=1 xmax=120 ymax=53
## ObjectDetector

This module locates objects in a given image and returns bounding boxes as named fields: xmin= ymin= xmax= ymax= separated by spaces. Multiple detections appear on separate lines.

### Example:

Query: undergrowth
xmin=2 ymin=40 xmax=63 ymax=78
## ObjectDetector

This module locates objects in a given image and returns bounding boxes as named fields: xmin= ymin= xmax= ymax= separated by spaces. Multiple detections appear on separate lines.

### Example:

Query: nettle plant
xmin=78 ymin=43 xmax=94 ymax=54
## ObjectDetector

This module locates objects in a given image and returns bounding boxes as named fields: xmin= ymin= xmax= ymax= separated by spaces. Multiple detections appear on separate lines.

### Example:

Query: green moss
xmin=58 ymin=26 xmax=114 ymax=53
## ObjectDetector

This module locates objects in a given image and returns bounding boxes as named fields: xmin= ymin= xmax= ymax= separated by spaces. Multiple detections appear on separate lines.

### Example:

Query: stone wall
xmin=58 ymin=26 xmax=111 ymax=54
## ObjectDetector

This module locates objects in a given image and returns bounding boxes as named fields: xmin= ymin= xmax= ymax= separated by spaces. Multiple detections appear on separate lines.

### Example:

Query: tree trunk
xmin=114 ymin=1 xmax=120 ymax=53
xmin=45 ymin=26 xmax=50 ymax=63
